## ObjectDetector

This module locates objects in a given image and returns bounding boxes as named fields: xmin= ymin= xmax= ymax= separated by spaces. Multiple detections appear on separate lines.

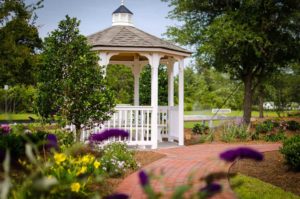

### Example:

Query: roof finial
xmin=121 ymin=0 xmax=124 ymax=5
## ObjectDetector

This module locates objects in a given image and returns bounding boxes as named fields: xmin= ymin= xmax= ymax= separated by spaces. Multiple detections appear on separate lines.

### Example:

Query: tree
xmin=106 ymin=64 xmax=134 ymax=104
xmin=37 ymin=16 xmax=115 ymax=140
xmin=0 ymin=0 xmax=42 ymax=86
xmin=163 ymin=0 xmax=300 ymax=124
xmin=139 ymin=64 xmax=168 ymax=105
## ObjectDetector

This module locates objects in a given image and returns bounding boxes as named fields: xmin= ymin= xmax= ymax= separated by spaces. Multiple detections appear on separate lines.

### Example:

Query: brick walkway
xmin=116 ymin=143 xmax=281 ymax=199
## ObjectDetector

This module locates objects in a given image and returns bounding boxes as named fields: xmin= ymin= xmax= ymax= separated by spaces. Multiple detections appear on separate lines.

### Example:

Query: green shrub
xmin=221 ymin=125 xmax=249 ymax=142
xmin=192 ymin=123 xmax=209 ymax=134
xmin=286 ymin=120 xmax=300 ymax=131
xmin=53 ymin=130 xmax=74 ymax=151
xmin=100 ymin=143 xmax=137 ymax=177
xmin=0 ymin=131 xmax=47 ymax=162
xmin=255 ymin=120 xmax=274 ymax=134
xmin=198 ymin=130 xmax=214 ymax=143
xmin=280 ymin=135 xmax=300 ymax=170
xmin=264 ymin=130 xmax=286 ymax=142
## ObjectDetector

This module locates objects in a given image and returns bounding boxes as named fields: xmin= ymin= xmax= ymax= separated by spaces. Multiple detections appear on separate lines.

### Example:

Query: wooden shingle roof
xmin=87 ymin=26 xmax=191 ymax=54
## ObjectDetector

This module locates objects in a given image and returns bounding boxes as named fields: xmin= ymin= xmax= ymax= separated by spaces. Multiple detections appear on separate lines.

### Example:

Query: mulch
xmin=229 ymin=150 xmax=300 ymax=196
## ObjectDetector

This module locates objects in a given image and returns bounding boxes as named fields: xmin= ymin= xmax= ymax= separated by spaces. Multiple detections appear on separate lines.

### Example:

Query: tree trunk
xmin=243 ymin=74 xmax=253 ymax=124
xmin=75 ymin=124 xmax=81 ymax=142
xmin=259 ymin=85 xmax=264 ymax=118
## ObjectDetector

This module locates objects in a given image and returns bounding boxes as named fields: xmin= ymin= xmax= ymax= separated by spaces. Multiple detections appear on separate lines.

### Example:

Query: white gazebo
xmin=86 ymin=2 xmax=191 ymax=149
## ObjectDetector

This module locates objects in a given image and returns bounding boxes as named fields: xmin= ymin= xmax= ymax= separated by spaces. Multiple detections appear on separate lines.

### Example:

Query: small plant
xmin=100 ymin=142 xmax=137 ymax=177
xmin=221 ymin=125 xmax=249 ymax=142
xmin=280 ymin=135 xmax=300 ymax=170
xmin=199 ymin=130 xmax=214 ymax=143
xmin=286 ymin=120 xmax=300 ymax=131
xmin=192 ymin=123 xmax=209 ymax=134
xmin=264 ymin=130 xmax=286 ymax=142
xmin=255 ymin=120 xmax=274 ymax=134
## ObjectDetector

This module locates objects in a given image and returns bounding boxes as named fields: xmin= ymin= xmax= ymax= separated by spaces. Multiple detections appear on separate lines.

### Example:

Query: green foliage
xmin=192 ymin=123 xmax=208 ymax=134
xmin=106 ymin=64 xmax=134 ymax=104
xmin=139 ymin=64 xmax=168 ymax=105
xmin=264 ymin=130 xmax=286 ymax=142
xmin=100 ymin=143 xmax=137 ymax=177
xmin=221 ymin=125 xmax=249 ymax=142
xmin=163 ymin=0 xmax=300 ymax=123
xmin=280 ymin=136 xmax=300 ymax=170
xmin=0 ymin=85 xmax=37 ymax=113
xmin=0 ymin=0 xmax=43 ymax=86
xmin=198 ymin=130 xmax=214 ymax=143
xmin=286 ymin=120 xmax=300 ymax=131
xmin=37 ymin=16 xmax=115 ymax=139
xmin=184 ymin=67 xmax=243 ymax=110
xmin=0 ymin=129 xmax=47 ymax=162
xmin=255 ymin=121 xmax=274 ymax=134
xmin=52 ymin=130 xmax=74 ymax=151
xmin=5 ymin=145 xmax=104 ymax=199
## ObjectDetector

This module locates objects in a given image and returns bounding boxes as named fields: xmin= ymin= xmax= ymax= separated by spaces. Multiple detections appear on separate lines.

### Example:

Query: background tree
xmin=163 ymin=0 xmax=300 ymax=124
xmin=37 ymin=16 xmax=115 ymax=140
xmin=106 ymin=64 xmax=134 ymax=104
xmin=139 ymin=64 xmax=168 ymax=105
xmin=0 ymin=0 xmax=43 ymax=86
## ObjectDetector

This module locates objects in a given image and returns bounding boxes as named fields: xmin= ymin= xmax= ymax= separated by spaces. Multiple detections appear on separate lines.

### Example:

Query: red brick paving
xmin=116 ymin=143 xmax=281 ymax=199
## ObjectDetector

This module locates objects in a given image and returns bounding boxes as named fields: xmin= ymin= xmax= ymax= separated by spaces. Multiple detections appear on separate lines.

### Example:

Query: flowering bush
xmin=100 ymin=142 xmax=137 ymax=177
xmin=0 ymin=124 xmax=10 ymax=134
xmin=10 ymin=148 xmax=104 ymax=199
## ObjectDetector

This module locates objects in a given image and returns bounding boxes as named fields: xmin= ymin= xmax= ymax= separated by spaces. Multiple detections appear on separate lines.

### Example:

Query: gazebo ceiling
xmin=87 ymin=26 xmax=191 ymax=56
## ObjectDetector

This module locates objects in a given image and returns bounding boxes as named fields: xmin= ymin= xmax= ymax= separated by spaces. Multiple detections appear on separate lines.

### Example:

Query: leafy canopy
xmin=0 ymin=0 xmax=43 ymax=86
xmin=37 ymin=16 xmax=115 ymax=132
xmin=163 ymin=0 xmax=300 ymax=123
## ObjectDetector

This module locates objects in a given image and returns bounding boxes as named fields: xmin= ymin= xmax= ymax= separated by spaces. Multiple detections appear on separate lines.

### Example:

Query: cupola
xmin=112 ymin=1 xmax=134 ymax=26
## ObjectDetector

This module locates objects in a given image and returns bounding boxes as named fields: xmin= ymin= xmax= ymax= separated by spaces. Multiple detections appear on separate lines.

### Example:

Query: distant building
xmin=263 ymin=102 xmax=275 ymax=110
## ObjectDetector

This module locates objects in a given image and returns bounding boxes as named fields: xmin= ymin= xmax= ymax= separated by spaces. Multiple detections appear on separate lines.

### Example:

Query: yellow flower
xmin=94 ymin=160 xmax=101 ymax=169
xmin=70 ymin=182 xmax=80 ymax=192
xmin=54 ymin=153 xmax=66 ymax=165
xmin=81 ymin=155 xmax=90 ymax=164
xmin=76 ymin=166 xmax=87 ymax=176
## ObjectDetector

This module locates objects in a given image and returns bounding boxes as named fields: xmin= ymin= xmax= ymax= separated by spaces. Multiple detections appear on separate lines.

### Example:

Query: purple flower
xmin=200 ymin=183 xmax=222 ymax=195
xmin=0 ymin=124 xmax=10 ymax=134
xmin=89 ymin=129 xmax=129 ymax=143
xmin=104 ymin=193 xmax=129 ymax=199
xmin=138 ymin=170 xmax=149 ymax=187
xmin=45 ymin=134 xmax=59 ymax=151
xmin=220 ymin=147 xmax=263 ymax=162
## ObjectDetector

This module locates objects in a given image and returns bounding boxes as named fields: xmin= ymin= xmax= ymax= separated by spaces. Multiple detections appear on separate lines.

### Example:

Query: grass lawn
xmin=185 ymin=110 xmax=281 ymax=117
xmin=231 ymin=174 xmax=300 ymax=199
xmin=0 ymin=113 xmax=38 ymax=121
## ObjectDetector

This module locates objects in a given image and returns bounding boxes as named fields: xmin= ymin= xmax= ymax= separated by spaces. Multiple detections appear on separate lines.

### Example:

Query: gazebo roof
xmin=87 ymin=25 xmax=191 ymax=55
xmin=113 ymin=5 xmax=133 ymax=14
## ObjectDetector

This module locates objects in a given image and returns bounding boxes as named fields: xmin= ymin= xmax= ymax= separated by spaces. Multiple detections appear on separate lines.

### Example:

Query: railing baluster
xmin=135 ymin=109 xmax=138 ymax=141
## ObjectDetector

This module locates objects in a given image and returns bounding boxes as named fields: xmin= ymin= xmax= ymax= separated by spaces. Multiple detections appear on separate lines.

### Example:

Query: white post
xmin=132 ymin=56 xmax=141 ymax=106
xmin=178 ymin=59 xmax=184 ymax=146
xmin=98 ymin=52 xmax=118 ymax=76
xmin=167 ymin=59 xmax=174 ymax=107
xmin=150 ymin=53 xmax=161 ymax=149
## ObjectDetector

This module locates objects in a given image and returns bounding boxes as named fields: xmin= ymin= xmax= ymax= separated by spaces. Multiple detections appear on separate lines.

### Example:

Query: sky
xmin=26 ymin=0 xmax=178 ymax=39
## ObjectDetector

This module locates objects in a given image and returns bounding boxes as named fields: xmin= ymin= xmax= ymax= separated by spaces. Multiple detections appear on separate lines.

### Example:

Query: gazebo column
xmin=132 ymin=56 xmax=141 ymax=106
xmin=98 ymin=52 xmax=118 ymax=76
xmin=142 ymin=53 xmax=162 ymax=149
xmin=167 ymin=59 xmax=175 ymax=107
xmin=178 ymin=59 xmax=184 ymax=146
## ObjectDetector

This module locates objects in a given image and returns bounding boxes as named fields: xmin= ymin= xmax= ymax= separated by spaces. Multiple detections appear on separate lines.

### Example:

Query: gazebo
xmin=87 ymin=2 xmax=191 ymax=149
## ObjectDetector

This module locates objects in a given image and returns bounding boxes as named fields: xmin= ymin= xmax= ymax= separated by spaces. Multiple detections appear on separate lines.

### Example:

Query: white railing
xmin=81 ymin=105 xmax=180 ymax=147
xmin=105 ymin=106 xmax=153 ymax=146
xmin=158 ymin=106 xmax=169 ymax=141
